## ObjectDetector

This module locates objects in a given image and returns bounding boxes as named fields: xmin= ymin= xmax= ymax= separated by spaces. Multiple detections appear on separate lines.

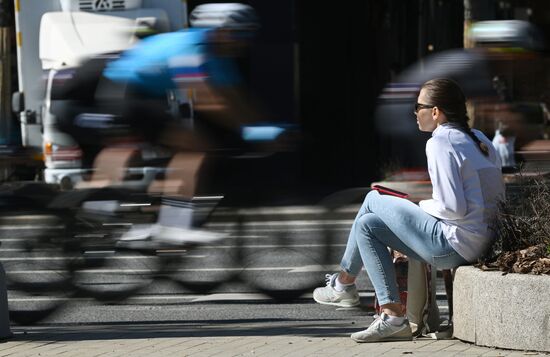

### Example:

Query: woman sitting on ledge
xmin=313 ymin=78 xmax=505 ymax=343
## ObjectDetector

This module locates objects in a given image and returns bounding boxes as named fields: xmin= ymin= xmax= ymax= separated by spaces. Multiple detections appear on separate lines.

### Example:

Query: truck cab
xmin=13 ymin=0 xmax=188 ymax=188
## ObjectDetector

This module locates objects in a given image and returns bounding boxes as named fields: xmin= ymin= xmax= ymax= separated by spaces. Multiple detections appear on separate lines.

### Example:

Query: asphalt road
xmin=1 ymin=208 xmax=450 ymax=326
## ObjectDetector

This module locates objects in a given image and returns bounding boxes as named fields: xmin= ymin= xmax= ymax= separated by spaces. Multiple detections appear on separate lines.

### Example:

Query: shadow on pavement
xmin=8 ymin=318 xmax=362 ymax=342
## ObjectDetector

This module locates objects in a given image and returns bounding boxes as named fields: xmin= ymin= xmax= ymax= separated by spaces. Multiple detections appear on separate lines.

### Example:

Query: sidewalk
xmin=1 ymin=319 xmax=548 ymax=356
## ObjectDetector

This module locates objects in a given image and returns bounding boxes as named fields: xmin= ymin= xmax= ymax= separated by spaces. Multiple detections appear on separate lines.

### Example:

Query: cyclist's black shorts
xmin=51 ymin=57 xmax=171 ymax=166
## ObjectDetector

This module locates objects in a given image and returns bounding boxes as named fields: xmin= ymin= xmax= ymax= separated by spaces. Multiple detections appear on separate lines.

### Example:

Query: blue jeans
xmin=340 ymin=190 xmax=468 ymax=305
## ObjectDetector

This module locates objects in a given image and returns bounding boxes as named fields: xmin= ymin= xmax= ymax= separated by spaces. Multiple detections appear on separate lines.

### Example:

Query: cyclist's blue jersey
xmin=104 ymin=28 xmax=241 ymax=97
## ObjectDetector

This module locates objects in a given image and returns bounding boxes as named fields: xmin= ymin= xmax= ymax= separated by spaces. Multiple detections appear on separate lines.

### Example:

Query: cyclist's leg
xmin=148 ymin=151 xmax=206 ymax=199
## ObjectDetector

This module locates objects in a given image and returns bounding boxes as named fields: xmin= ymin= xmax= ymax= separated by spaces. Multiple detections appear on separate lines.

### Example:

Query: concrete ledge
xmin=453 ymin=266 xmax=550 ymax=352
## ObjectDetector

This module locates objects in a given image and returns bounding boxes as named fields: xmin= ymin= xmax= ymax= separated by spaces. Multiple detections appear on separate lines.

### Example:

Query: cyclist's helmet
xmin=189 ymin=3 xmax=259 ymax=30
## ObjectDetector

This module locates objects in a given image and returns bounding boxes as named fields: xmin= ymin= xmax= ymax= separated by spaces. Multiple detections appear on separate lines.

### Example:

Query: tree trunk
xmin=0 ymin=0 xmax=13 ymax=146
xmin=0 ymin=26 xmax=12 ymax=145
xmin=463 ymin=0 xmax=474 ymax=48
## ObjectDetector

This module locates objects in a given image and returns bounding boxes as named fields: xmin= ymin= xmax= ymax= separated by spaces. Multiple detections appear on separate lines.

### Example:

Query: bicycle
xmin=1 ymin=141 xmax=337 ymax=324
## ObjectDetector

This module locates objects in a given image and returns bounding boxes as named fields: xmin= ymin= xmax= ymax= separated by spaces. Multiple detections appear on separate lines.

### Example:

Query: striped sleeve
xmin=168 ymin=52 xmax=208 ymax=86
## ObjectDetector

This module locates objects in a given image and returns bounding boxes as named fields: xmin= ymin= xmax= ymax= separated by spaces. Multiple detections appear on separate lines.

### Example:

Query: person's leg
xmin=360 ymin=190 xmax=468 ymax=270
xmin=338 ymin=197 xmax=373 ymax=282
xmin=152 ymin=152 xmax=226 ymax=243
xmin=122 ymin=150 xmax=225 ymax=245
xmin=346 ymin=207 xmax=436 ymax=343
xmin=351 ymin=191 xmax=467 ymax=315
xmin=353 ymin=213 xmax=404 ymax=313
xmin=154 ymin=152 xmax=206 ymax=199
xmin=336 ymin=188 xmax=443 ymax=286
xmin=349 ymin=211 xmax=416 ymax=343
xmin=312 ymin=198 xmax=375 ymax=307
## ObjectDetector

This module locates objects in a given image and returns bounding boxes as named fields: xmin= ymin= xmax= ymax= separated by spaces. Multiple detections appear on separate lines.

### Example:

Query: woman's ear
xmin=432 ymin=106 xmax=439 ymax=119
xmin=433 ymin=106 xmax=447 ymax=124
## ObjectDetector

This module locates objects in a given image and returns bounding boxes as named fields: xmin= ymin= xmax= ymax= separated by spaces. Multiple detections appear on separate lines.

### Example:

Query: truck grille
xmin=79 ymin=0 xmax=126 ymax=11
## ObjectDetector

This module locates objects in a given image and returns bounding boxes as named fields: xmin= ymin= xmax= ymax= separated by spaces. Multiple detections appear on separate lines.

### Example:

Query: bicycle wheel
xmin=0 ymin=194 xmax=75 ymax=325
xmin=0 ymin=200 xmax=74 ymax=293
xmin=64 ymin=188 xmax=158 ymax=302
xmin=237 ymin=206 xmax=334 ymax=302
xmin=165 ymin=223 xmax=243 ymax=294
xmin=8 ymin=288 xmax=68 ymax=325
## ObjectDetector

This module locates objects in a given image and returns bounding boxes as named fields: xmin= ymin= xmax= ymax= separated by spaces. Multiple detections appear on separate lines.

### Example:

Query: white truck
xmin=12 ymin=0 xmax=188 ymax=187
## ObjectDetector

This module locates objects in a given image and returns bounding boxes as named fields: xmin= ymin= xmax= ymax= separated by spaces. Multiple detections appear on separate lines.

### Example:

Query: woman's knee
xmin=366 ymin=189 xmax=385 ymax=206
xmin=365 ymin=189 xmax=380 ymax=203
xmin=356 ymin=213 xmax=382 ymax=235
xmin=359 ymin=190 xmax=378 ymax=212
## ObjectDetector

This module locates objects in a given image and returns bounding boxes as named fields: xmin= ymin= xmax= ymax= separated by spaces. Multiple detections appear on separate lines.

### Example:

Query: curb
xmin=453 ymin=266 xmax=550 ymax=352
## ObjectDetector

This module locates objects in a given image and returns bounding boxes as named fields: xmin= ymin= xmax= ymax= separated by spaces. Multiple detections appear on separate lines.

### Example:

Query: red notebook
xmin=371 ymin=184 xmax=409 ymax=199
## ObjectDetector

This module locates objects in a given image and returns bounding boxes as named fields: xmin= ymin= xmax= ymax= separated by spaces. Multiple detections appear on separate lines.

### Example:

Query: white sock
xmin=386 ymin=314 xmax=406 ymax=326
xmin=334 ymin=275 xmax=354 ymax=292
xmin=157 ymin=198 xmax=194 ymax=228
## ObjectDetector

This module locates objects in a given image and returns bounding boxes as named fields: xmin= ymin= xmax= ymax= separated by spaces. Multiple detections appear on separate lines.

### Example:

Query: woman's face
xmin=415 ymin=88 xmax=438 ymax=132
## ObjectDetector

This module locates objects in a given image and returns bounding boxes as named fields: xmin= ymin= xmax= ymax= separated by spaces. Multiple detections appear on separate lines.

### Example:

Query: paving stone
xmin=0 ymin=330 xmax=545 ymax=356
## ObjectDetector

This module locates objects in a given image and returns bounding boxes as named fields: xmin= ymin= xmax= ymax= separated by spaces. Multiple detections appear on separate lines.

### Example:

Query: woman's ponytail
xmin=457 ymin=118 xmax=490 ymax=157
xmin=421 ymin=78 xmax=489 ymax=157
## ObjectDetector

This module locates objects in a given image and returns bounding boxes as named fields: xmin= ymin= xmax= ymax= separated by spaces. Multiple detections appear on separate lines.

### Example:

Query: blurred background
xmin=0 ymin=0 xmax=549 ymax=204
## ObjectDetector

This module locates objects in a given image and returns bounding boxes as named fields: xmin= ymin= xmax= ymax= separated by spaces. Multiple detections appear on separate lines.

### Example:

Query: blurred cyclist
xmin=122 ymin=3 xmax=264 ymax=244
xmin=57 ymin=3 xmax=263 ymax=244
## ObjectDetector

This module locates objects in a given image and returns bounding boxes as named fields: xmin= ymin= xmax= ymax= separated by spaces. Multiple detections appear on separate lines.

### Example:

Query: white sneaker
xmin=116 ymin=224 xmax=159 ymax=250
xmin=313 ymin=273 xmax=360 ymax=307
xmin=152 ymin=225 xmax=227 ymax=245
xmin=351 ymin=312 xmax=413 ymax=343
xmin=119 ymin=224 xmax=226 ymax=245
xmin=119 ymin=224 xmax=155 ymax=241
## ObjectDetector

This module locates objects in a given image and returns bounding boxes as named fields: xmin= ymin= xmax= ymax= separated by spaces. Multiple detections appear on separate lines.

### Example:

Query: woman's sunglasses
xmin=414 ymin=103 xmax=435 ymax=114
